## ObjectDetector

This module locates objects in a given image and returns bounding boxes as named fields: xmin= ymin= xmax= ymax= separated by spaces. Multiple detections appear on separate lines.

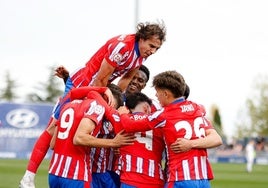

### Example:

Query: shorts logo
xmin=6 ymin=109 xmax=39 ymax=128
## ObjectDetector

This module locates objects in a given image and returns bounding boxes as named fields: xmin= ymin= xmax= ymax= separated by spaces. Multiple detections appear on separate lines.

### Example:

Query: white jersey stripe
xmin=55 ymin=155 xmax=64 ymax=176
xmin=73 ymin=160 xmax=79 ymax=180
xmin=62 ymin=156 xmax=71 ymax=178
xmin=49 ymin=153 xmax=58 ymax=173
xmin=137 ymin=157 xmax=143 ymax=173
xmin=148 ymin=159 xmax=155 ymax=177
xmin=194 ymin=156 xmax=200 ymax=179
xmin=108 ymin=42 xmax=125 ymax=62
xmin=126 ymin=154 xmax=131 ymax=171
xmin=182 ymin=160 xmax=190 ymax=180
xmin=201 ymin=156 xmax=208 ymax=179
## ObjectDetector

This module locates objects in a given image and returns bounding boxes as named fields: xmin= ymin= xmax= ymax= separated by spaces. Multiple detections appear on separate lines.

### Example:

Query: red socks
xmin=27 ymin=130 xmax=52 ymax=173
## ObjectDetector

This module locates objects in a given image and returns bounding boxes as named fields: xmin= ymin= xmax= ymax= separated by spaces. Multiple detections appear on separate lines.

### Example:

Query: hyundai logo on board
xmin=6 ymin=109 xmax=39 ymax=128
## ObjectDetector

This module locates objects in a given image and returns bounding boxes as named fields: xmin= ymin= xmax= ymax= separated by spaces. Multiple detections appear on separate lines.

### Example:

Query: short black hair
xmin=139 ymin=65 xmax=150 ymax=82
xmin=184 ymin=84 xmax=190 ymax=99
xmin=125 ymin=92 xmax=152 ymax=110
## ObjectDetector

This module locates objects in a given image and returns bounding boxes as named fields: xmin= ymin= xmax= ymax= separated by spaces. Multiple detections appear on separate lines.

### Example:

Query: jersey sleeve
xmin=84 ymin=90 xmax=124 ymax=133
xmin=203 ymin=117 xmax=214 ymax=130
xmin=120 ymin=114 xmax=152 ymax=133
xmin=105 ymin=36 xmax=132 ymax=67
xmin=70 ymin=86 xmax=107 ymax=100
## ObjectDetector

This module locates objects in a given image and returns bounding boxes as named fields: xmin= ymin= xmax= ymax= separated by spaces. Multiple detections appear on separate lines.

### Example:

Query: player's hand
xmin=112 ymin=130 xmax=136 ymax=147
xmin=170 ymin=138 xmax=192 ymax=153
xmin=103 ymin=88 xmax=115 ymax=107
xmin=54 ymin=65 xmax=69 ymax=80
xmin=117 ymin=106 xmax=130 ymax=115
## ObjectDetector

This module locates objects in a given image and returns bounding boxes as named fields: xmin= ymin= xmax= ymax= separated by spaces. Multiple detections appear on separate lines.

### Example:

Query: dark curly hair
xmin=135 ymin=21 xmax=166 ymax=43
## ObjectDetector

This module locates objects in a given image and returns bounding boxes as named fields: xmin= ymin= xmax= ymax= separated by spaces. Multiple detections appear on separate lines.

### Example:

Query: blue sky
xmin=1 ymin=0 xmax=268 ymax=138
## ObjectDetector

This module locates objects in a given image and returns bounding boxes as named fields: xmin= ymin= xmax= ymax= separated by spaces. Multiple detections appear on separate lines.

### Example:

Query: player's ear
xmin=142 ymin=103 xmax=151 ymax=114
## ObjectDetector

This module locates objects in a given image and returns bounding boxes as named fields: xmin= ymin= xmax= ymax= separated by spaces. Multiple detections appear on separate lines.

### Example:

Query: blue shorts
xmin=107 ymin=170 xmax=120 ymax=188
xmin=48 ymin=174 xmax=91 ymax=188
xmin=165 ymin=179 xmax=211 ymax=188
xmin=120 ymin=182 xmax=136 ymax=188
xmin=52 ymin=77 xmax=74 ymax=119
xmin=92 ymin=172 xmax=118 ymax=188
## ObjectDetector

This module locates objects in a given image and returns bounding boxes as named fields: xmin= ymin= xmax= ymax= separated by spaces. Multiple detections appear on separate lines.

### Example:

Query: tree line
xmin=0 ymin=65 xmax=63 ymax=104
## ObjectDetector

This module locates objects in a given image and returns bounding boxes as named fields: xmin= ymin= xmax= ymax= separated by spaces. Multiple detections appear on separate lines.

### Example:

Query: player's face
xmin=125 ymin=70 xmax=147 ymax=94
xmin=155 ymin=88 xmax=168 ymax=107
xmin=112 ymin=96 xmax=119 ymax=109
xmin=138 ymin=35 xmax=162 ymax=58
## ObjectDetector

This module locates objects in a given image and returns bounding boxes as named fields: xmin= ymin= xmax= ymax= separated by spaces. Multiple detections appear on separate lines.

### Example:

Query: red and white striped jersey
xmin=49 ymin=95 xmax=106 ymax=182
xmin=70 ymin=34 xmax=145 ymax=87
xmin=120 ymin=99 xmax=215 ymax=182
xmin=119 ymin=112 xmax=165 ymax=187
xmin=91 ymin=119 xmax=117 ymax=173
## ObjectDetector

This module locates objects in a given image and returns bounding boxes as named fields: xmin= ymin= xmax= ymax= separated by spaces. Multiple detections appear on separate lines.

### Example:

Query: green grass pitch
xmin=0 ymin=159 xmax=267 ymax=188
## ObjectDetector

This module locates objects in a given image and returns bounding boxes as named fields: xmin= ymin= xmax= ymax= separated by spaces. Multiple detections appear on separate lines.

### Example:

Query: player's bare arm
xmin=91 ymin=58 xmax=115 ymax=87
xmin=170 ymin=129 xmax=223 ymax=153
xmin=73 ymin=117 xmax=135 ymax=148
xmin=117 ymin=67 xmax=139 ymax=92
xmin=50 ymin=126 xmax=58 ymax=150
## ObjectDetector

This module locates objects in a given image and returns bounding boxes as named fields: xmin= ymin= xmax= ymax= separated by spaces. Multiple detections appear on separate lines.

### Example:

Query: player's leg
xmin=19 ymin=96 xmax=65 ymax=188
xmin=19 ymin=117 xmax=56 ymax=188
xmin=19 ymin=77 xmax=73 ymax=188
xmin=246 ymin=158 xmax=254 ymax=172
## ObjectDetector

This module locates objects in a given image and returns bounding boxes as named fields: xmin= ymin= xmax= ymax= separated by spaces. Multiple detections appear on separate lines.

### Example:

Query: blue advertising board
xmin=0 ymin=102 xmax=54 ymax=159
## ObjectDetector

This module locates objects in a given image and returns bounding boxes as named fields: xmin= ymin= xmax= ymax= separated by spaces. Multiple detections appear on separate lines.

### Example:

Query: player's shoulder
xmin=107 ymin=34 xmax=134 ymax=43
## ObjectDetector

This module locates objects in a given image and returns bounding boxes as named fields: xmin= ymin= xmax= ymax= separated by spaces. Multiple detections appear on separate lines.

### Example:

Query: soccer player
xmin=245 ymin=139 xmax=256 ymax=173
xmin=53 ymin=64 xmax=159 ymax=188
xmin=90 ymin=65 xmax=160 ymax=188
xmin=48 ymin=85 xmax=135 ymax=188
xmin=119 ymin=70 xmax=223 ymax=188
xmin=123 ymin=64 xmax=162 ymax=112
xmin=19 ymin=21 xmax=166 ymax=188
xmin=90 ymin=84 xmax=124 ymax=188
xmin=87 ymin=90 xmax=166 ymax=188
xmin=119 ymin=92 xmax=166 ymax=188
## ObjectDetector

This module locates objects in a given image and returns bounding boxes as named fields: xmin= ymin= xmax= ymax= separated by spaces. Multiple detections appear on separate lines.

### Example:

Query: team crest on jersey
xmin=103 ymin=120 xmax=113 ymax=132
xmin=93 ymin=105 xmax=104 ymax=114
xmin=112 ymin=53 xmax=123 ymax=63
